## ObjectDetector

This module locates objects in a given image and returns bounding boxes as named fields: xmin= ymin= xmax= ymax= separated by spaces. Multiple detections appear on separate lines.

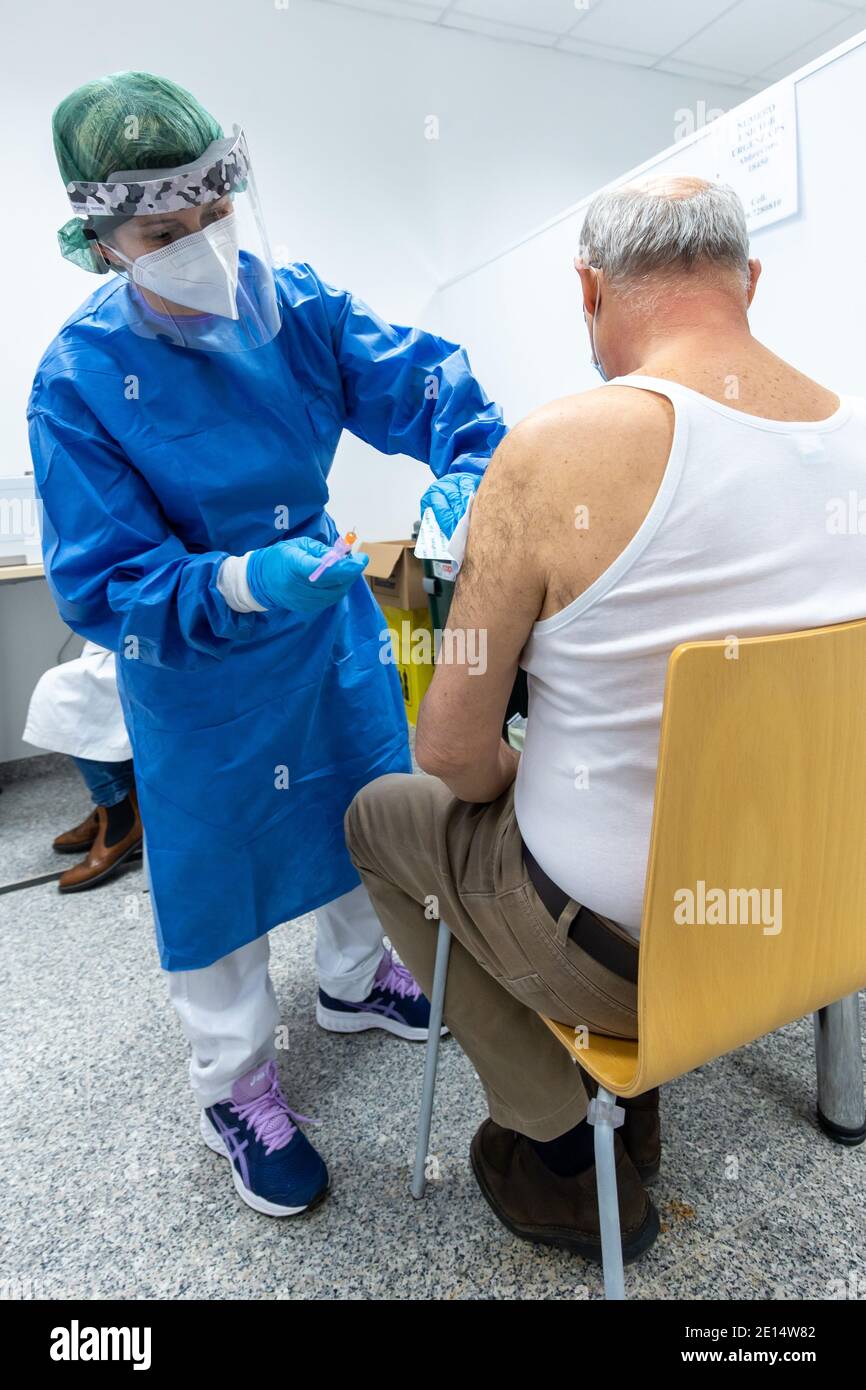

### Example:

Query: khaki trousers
xmin=345 ymin=773 xmax=638 ymax=1141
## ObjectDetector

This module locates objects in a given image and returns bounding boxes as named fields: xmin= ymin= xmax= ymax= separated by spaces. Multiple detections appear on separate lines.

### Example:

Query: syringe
xmin=309 ymin=529 xmax=358 ymax=583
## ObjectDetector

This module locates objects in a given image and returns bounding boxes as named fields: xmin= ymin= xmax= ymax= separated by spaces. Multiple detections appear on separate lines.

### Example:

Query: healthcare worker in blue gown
xmin=32 ymin=73 xmax=507 ymax=1218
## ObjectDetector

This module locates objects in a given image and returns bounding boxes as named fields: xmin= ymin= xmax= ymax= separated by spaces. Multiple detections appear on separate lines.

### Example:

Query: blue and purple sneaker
xmin=201 ymin=1060 xmax=328 ymax=1217
xmin=316 ymin=947 xmax=449 ymax=1041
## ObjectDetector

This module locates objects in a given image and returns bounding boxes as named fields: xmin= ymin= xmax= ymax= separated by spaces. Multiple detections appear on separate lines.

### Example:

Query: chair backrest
xmin=613 ymin=618 xmax=866 ymax=1097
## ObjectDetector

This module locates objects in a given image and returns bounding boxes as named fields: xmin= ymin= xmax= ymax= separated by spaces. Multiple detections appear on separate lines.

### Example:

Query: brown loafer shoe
xmin=53 ymin=809 xmax=100 ymax=855
xmin=58 ymin=793 xmax=143 ymax=893
xmin=583 ymin=1076 xmax=661 ymax=1183
xmin=470 ymin=1118 xmax=659 ymax=1264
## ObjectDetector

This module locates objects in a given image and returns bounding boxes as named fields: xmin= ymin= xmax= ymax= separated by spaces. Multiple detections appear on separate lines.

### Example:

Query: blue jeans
xmin=72 ymin=756 xmax=135 ymax=809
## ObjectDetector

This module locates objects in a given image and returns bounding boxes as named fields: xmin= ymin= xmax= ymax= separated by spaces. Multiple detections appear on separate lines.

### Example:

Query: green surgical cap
xmin=53 ymin=71 xmax=223 ymax=273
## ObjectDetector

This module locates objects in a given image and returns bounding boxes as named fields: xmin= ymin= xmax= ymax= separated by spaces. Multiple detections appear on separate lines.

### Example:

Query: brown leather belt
xmin=523 ymin=844 xmax=638 ymax=984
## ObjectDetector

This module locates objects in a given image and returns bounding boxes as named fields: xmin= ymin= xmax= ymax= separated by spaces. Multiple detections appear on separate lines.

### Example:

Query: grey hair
xmin=578 ymin=177 xmax=750 ymax=293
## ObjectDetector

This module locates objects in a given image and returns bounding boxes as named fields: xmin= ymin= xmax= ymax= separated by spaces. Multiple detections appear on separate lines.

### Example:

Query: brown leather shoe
xmin=53 ymin=809 xmax=100 ymax=855
xmin=58 ymin=793 xmax=143 ymax=893
xmin=583 ymin=1076 xmax=661 ymax=1183
xmin=470 ymin=1118 xmax=659 ymax=1263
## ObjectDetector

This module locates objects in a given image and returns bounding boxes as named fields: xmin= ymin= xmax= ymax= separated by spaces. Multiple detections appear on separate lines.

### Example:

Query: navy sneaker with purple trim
xmin=316 ymin=947 xmax=448 ymax=1041
xmin=202 ymin=1060 xmax=328 ymax=1217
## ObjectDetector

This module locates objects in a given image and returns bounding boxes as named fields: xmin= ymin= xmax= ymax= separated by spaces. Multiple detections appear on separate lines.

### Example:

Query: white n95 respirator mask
xmin=132 ymin=213 xmax=241 ymax=320
xmin=65 ymin=127 xmax=280 ymax=350
xmin=64 ymin=127 xmax=282 ymax=351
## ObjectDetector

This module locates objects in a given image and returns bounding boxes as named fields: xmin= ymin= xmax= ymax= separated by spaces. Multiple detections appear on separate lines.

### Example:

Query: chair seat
xmin=541 ymin=1017 xmax=640 ymax=1094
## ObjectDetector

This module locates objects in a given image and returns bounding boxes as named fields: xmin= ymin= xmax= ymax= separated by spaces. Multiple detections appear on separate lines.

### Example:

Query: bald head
xmin=634 ymin=174 xmax=714 ymax=200
xmin=578 ymin=175 xmax=750 ymax=296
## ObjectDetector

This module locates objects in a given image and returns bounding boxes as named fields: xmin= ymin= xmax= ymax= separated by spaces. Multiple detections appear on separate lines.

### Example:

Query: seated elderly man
xmin=345 ymin=177 xmax=866 ymax=1264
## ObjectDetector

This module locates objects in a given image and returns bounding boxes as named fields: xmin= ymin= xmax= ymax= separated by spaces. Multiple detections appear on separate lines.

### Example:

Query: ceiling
xmin=310 ymin=0 xmax=866 ymax=90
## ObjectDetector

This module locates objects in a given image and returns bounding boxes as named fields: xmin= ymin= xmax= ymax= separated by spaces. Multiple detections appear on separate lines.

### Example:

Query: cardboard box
xmin=360 ymin=539 xmax=428 ymax=611
xmin=361 ymin=540 xmax=436 ymax=724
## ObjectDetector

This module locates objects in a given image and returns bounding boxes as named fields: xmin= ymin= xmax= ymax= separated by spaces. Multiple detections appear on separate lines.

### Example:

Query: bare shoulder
xmin=511 ymin=383 xmax=674 ymax=460
xmin=484 ymin=383 xmax=676 ymax=619
xmin=481 ymin=384 xmax=673 ymax=519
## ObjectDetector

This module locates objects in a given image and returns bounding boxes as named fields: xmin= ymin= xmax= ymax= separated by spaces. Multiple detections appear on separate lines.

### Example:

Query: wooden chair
xmin=412 ymin=620 xmax=866 ymax=1298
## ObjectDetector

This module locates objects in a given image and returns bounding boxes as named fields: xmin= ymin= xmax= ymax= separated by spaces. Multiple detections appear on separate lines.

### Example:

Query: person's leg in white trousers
xmin=168 ymin=881 xmax=385 ymax=1107
xmin=315 ymin=881 xmax=385 ymax=1003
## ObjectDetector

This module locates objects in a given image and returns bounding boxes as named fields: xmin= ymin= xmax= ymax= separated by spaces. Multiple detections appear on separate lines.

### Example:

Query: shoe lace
xmin=231 ymin=1066 xmax=316 ymax=1156
xmin=378 ymin=949 xmax=421 ymax=1002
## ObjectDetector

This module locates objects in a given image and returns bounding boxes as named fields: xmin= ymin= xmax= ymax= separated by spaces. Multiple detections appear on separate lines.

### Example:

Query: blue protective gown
xmin=29 ymin=262 xmax=506 ymax=970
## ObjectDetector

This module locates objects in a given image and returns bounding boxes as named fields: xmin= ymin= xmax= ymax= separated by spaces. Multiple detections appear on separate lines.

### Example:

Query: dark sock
xmin=528 ymin=1117 xmax=596 ymax=1177
xmin=104 ymin=796 xmax=135 ymax=848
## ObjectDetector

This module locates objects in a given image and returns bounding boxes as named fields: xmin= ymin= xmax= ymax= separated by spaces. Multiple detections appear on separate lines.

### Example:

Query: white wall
xmin=2 ymin=0 xmax=745 ymax=494
xmin=0 ymin=0 xmax=747 ymax=761
xmin=426 ymin=34 xmax=866 ymax=430
xmin=0 ymin=582 xmax=82 ymax=768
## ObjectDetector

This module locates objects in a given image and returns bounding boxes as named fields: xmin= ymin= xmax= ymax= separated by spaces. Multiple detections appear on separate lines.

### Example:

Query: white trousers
xmin=167 ymin=882 xmax=385 ymax=1106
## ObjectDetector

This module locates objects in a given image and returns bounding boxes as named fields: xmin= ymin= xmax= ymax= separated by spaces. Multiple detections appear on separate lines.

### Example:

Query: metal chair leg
xmin=587 ymin=1085 xmax=626 ymax=1299
xmin=411 ymin=921 xmax=452 ymax=1198
xmin=814 ymin=994 xmax=866 ymax=1145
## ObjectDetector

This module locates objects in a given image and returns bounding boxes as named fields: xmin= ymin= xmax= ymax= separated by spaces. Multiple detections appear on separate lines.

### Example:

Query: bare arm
xmin=414 ymin=385 xmax=672 ymax=802
xmin=415 ymin=428 xmax=545 ymax=802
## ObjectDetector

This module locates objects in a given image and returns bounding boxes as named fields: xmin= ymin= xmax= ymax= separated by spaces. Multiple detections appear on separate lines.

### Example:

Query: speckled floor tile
xmin=1 ymin=767 xmax=864 ymax=1300
xmin=651 ymin=1187 xmax=866 ymax=1301
xmin=0 ymin=756 xmax=95 ymax=886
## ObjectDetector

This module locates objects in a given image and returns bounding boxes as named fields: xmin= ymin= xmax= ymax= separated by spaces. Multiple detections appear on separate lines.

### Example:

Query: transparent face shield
xmin=65 ymin=128 xmax=280 ymax=352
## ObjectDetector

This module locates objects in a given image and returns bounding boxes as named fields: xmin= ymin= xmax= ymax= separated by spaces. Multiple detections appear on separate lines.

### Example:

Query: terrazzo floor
xmin=1 ymin=758 xmax=864 ymax=1300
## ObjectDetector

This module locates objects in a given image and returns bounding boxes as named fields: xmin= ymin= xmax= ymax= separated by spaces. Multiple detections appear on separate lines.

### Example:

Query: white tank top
xmin=514 ymin=376 xmax=866 ymax=938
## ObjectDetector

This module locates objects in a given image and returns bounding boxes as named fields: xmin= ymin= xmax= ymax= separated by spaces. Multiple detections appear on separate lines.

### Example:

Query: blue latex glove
xmin=246 ymin=536 xmax=369 ymax=615
xmin=419 ymin=471 xmax=481 ymax=540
